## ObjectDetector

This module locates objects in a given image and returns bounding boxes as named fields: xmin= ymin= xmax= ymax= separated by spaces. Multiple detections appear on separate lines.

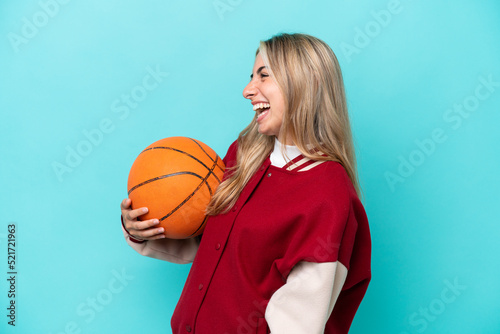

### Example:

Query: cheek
xmin=271 ymin=94 xmax=285 ymax=118
xmin=274 ymin=106 xmax=285 ymax=122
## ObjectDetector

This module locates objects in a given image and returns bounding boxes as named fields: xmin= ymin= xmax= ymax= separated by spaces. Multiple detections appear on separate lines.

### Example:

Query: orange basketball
xmin=127 ymin=136 xmax=225 ymax=239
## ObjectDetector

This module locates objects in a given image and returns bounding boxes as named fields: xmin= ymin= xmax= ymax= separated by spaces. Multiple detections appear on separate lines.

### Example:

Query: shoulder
xmin=226 ymin=139 xmax=239 ymax=155
xmin=303 ymin=159 xmax=361 ymax=216
xmin=319 ymin=161 xmax=369 ymax=233
xmin=310 ymin=160 xmax=353 ymax=197
xmin=222 ymin=139 xmax=239 ymax=167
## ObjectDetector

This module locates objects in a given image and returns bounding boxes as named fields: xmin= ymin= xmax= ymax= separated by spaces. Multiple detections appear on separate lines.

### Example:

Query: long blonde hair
xmin=206 ymin=33 xmax=363 ymax=215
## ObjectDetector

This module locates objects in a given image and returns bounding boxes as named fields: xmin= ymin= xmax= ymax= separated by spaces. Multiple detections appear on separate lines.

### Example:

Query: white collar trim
xmin=270 ymin=138 xmax=302 ymax=168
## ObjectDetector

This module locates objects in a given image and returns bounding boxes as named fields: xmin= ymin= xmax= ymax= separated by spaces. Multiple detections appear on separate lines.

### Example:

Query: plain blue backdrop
xmin=1 ymin=0 xmax=499 ymax=333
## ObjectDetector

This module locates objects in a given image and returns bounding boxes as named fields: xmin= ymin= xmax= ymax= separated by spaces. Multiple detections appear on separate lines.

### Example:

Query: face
xmin=243 ymin=53 xmax=288 ymax=143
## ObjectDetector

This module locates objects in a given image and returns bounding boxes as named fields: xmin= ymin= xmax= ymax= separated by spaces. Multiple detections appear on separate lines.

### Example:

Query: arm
xmin=120 ymin=198 xmax=200 ymax=264
xmin=122 ymin=215 xmax=200 ymax=264
xmin=120 ymin=141 xmax=237 ymax=264
xmin=265 ymin=261 xmax=348 ymax=334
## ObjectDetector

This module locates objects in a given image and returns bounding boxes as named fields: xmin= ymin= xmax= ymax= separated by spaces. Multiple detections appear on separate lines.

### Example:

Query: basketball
xmin=127 ymin=136 xmax=225 ymax=239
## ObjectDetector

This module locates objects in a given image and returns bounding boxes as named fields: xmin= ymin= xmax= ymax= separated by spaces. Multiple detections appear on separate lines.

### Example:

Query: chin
xmin=257 ymin=127 xmax=272 ymax=137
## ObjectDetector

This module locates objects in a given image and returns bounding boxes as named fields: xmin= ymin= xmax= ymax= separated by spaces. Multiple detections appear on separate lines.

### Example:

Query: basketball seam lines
xmin=159 ymin=157 xmax=218 ymax=222
xmin=142 ymin=146 xmax=222 ymax=183
xmin=189 ymin=215 xmax=208 ymax=237
xmin=188 ymin=137 xmax=225 ymax=175
xmin=127 ymin=171 xmax=206 ymax=195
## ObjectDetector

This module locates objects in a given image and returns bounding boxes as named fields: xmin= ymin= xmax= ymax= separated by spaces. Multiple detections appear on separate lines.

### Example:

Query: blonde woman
xmin=121 ymin=33 xmax=371 ymax=334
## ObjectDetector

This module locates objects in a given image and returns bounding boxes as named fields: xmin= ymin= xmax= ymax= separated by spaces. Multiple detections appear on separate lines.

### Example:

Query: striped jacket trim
xmin=283 ymin=151 xmax=328 ymax=172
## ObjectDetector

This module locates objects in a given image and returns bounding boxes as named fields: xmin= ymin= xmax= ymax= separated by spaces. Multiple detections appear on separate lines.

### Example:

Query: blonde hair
xmin=206 ymin=33 xmax=363 ymax=215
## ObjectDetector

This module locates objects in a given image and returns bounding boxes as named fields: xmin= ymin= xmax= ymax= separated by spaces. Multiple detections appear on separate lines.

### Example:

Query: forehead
xmin=252 ymin=53 xmax=264 ymax=69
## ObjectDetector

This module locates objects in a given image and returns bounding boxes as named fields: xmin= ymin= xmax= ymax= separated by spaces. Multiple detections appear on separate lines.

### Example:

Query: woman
xmin=121 ymin=33 xmax=371 ymax=334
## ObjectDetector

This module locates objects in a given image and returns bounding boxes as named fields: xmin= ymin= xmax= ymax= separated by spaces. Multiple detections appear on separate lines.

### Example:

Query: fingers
xmin=120 ymin=199 xmax=147 ymax=221
xmin=128 ymin=222 xmax=165 ymax=240
xmin=120 ymin=198 xmax=165 ymax=240
xmin=133 ymin=226 xmax=165 ymax=240
xmin=120 ymin=198 xmax=131 ymax=210
xmin=125 ymin=207 xmax=149 ymax=221
xmin=126 ymin=218 xmax=164 ymax=240
xmin=147 ymin=233 xmax=167 ymax=240
xmin=133 ymin=218 xmax=160 ymax=231
xmin=120 ymin=199 xmax=148 ymax=217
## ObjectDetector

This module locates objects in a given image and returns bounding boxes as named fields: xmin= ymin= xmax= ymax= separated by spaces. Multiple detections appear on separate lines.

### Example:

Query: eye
xmin=260 ymin=73 xmax=269 ymax=78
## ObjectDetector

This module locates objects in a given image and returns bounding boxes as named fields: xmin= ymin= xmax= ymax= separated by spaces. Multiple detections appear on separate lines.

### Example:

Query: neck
xmin=276 ymin=134 xmax=293 ymax=146
xmin=270 ymin=137 xmax=302 ymax=167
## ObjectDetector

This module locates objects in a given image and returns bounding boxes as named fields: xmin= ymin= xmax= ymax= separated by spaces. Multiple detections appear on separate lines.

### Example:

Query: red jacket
xmin=171 ymin=140 xmax=371 ymax=334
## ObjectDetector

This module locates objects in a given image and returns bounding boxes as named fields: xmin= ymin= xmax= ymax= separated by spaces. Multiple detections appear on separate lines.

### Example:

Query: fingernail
xmin=158 ymin=228 xmax=164 ymax=233
xmin=143 ymin=208 xmax=148 ymax=213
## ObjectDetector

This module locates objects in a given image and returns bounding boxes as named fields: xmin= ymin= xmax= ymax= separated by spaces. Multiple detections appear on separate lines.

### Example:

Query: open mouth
xmin=256 ymin=107 xmax=270 ymax=122
xmin=254 ymin=103 xmax=270 ymax=121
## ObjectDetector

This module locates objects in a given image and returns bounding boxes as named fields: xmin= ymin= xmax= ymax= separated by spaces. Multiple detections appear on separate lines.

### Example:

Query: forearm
xmin=121 ymin=216 xmax=200 ymax=264
xmin=265 ymin=261 xmax=348 ymax=333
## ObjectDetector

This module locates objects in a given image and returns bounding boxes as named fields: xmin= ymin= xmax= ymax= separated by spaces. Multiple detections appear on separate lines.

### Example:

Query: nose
xmin=243 ymin=81 xmax=257 ymax=100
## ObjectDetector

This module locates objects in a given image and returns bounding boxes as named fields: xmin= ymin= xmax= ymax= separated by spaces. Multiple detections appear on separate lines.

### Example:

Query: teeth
xmin=253 ymin=103 xmax=270 ymax=111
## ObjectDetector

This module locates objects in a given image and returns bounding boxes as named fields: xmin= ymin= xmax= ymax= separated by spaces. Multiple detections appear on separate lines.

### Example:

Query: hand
xmin=120 ymin=198 xmax=166 ymax=241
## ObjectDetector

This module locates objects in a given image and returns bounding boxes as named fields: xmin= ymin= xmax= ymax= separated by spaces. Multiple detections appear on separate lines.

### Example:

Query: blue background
xmin=1 ymin=0 xmax=499 ymax=333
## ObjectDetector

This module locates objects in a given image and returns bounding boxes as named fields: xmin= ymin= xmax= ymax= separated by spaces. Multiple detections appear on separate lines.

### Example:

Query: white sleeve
xmin=265 ymin=261 xmax=348 ymax=334
xmin=122 ymin=223 xmax=200 ymax=264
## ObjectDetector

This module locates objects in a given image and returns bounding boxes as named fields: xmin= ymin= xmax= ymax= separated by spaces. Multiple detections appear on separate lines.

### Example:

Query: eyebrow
xmin=250 ymin=66 xmax=268 ymax=80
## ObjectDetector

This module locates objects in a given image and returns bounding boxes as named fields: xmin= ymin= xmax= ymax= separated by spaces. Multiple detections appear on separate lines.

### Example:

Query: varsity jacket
xmin=122 ymin=138 xmax=371 ymax=333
